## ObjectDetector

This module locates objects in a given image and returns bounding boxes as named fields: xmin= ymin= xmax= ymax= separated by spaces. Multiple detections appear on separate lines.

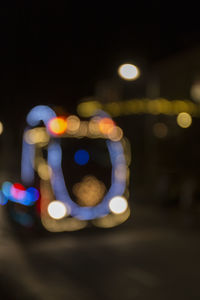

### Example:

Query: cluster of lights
xmin=77 ymin=98 xmax=200 ymax=118
xmin=19 ymin=105 xmax=130 ymax=231
xmin=0 ymin=182 xmax=39 ymax=206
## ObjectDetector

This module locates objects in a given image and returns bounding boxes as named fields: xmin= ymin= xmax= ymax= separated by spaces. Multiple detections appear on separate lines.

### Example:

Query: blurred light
xmin=21 ymin=135 xmax=35 ymax=185
xmin=88 ymin=117 xmax=101 ymax=137
xmin=26 ymin=187 xmax=40 ymax=204
xmin=114 ymin=164 xmax=127 ymax=182
xmin=153 ymin=122 xmax=168 ymax=138
xmin=67 ymin=115 xmax=80 ymax=133
xmin=2 ymin=181 xmax=12 ymax=198
xmin=118 ymin=63 xmax=140 ymax=81
xmin=77 ymin=101 xmax=102 ymax=117
xmin=38 ymin=163 xmax=52 ymax=180
xmin=47 ymin=201 xmax=67 ymax=219
xmin=93 ymin=207 xmax=130 ymax=228
xmin=0 ymin=190 xmax=8 ymax=205
xmin=190 ymin=80 xmax=200 ymax=103
xmin=99 ymin=118 xmax=115 ymax=135
xmin=0 ymin=122 xmax=3 ymax=135
xmin=26 ymin=105 xmax=56 ymax=127
xmin=108 ymin=126 xmax=123 ymax=141
xmin=177 ymin=112 xmax=192 ymax=128
xmin=109 ymin=196 xmax=128 ymax=214
xmin=48 ymin=117 xmax=67 ymax=135
xmin=78 ymin=121 xmax=88 ymax=136
xmin=73 ymin=176 xmax=106 ymax=206
xmin=74 ymin=149 xmax=90 ymax=165
xmin=11 ymin=183 xmax=26 ymax=200
xmin=24 ymin=128 xmax=49 ymax=145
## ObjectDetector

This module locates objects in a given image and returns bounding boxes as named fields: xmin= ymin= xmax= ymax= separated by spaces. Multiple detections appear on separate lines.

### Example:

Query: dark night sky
xmin=1 ymin=2 xmax=200 ymax=116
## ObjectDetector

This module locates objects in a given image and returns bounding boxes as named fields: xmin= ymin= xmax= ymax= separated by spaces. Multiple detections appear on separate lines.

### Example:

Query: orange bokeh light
xmin=48 ymin=117 xmax=67 ymax=135
xmin=99 ymin=118 xmax=115 ymax=135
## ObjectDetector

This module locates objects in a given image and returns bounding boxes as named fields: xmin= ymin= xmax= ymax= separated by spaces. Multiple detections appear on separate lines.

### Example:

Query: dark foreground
xmin=0 ymin=204 xmax=200 ymax=300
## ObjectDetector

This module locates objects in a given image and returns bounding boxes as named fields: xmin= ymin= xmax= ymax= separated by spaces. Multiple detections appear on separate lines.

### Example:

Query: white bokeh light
xmin=118 ymin=63 xmax=140 ymax=81
xmin=109 ymin=196 xmax=128 ymax=214
xmin=47 ymin=201 xmax=67 ymax=220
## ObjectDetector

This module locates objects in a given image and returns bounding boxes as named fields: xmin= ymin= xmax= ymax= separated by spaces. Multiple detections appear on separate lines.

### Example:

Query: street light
xmin=118 ymin=63 xmax=140 ymax=81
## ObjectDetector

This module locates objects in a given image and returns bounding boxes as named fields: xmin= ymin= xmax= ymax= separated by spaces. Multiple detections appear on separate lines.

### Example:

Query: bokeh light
xmin=0 ymin=121 xmax=3 ymax=135
xmin=118 ymin=63 xmax=140 ymax=81
xmin=107 ymin=126 xmax=123 ymax=141
xmin=47 ymin=201 xmax=67 ymax=220
xmin=99 ymin=118 xmax=115 ymax=135
xmin=153 ymin=122 xmax=168 ymax=138
xmin=25 ymin=128 xmax=49 ymax=145
xmin=74 ymin=149 xmax=90 ymax=165
xmin=38 ymin=163 xmax=52 ymax=180
xmin=177 ymin=112 xmax=192 ymax=128
xmin=109 ymin=196 xmax=128 ymax=214
xmin=48 ymin=117 xmax=67 ymax=135
xmin=67 ymin=115 xmax=80 ymax=133
xmin=11 ymin=183 xmax=26 ymax=200
xmin=73 ymin=176 xmax=106 ymax=206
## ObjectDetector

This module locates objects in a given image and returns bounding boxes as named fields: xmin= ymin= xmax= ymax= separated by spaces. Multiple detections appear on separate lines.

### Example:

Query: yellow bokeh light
xmin=99 ymin=118 xmax=115 ymax=135
xmin=177 ymin=112 xmax=192 ymax=128
xmin=38 ymin=163 xmax=52 ymax=180
xmin=0 ymin=122 xmax=3 ymax=135
xmin=73 ymin=176 xmax=106 ymax=206
xmin=118 ymin=63 xmax=140 ymax=81
xmin=48 ymin=117 xmax=67 ymax=135
xmin=109 ymin=196 xmax=128 ymax=214
xmin=77 ymin=101 xmax=102 ymax=117
xmin=47 ymin=201 xmax=67 ymax=220
xmin=24 ymin=128 xmax=49 ymax=144
xmin=67 ymin=115 xmax=80 ymax=133
xmin=107 ymin=126 xmax=123 ymax=141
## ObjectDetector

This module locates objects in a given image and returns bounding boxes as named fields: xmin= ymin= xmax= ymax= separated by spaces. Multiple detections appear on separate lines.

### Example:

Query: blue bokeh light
xmin=74 ymin=149 xmax=90 ymax=165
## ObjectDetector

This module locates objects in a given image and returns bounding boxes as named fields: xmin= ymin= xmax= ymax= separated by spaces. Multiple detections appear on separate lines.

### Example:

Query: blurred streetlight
xmin=118 ymin=63 xmax=140 ymax=81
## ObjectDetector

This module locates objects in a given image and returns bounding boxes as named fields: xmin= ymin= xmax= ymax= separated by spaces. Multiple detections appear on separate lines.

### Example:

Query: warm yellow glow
xmin=47 ymin=201 xmax=67 ymax=220
xmin=99 ymin=118 xmax=115 ymax=135
xmin=48 ymin=117 xmax=67 ymax=135
xmin=108 ymin=126 xmax=123 ymax=141
xmin=0 ymin=122 xmax=3 ymax=135
xmin=38 ymin=163 xmax=52 ymax=180
xmin=88 ymin=117 xmax=101 ymax=136
xmin=24 ymin=128 xmax=49 ymax=144
xmin=118 ymin=63 xmax=140 ymax=81
xmin=77 ymin=101 xmax=102 ymax=117
xmin=153 ymin=122 xmax=168 ymax=138
xmin=93 ymin=207 xmax=130 ymax=228
xmin=73 ymin=176 xmax=106 ymax=206
xmin=177 ymin=112 xmax=192 ymax=128
xmin=67 ymin=115 xmax=80 ymax=133
xmin=109 ymin=196 xmax=128 ymax=214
